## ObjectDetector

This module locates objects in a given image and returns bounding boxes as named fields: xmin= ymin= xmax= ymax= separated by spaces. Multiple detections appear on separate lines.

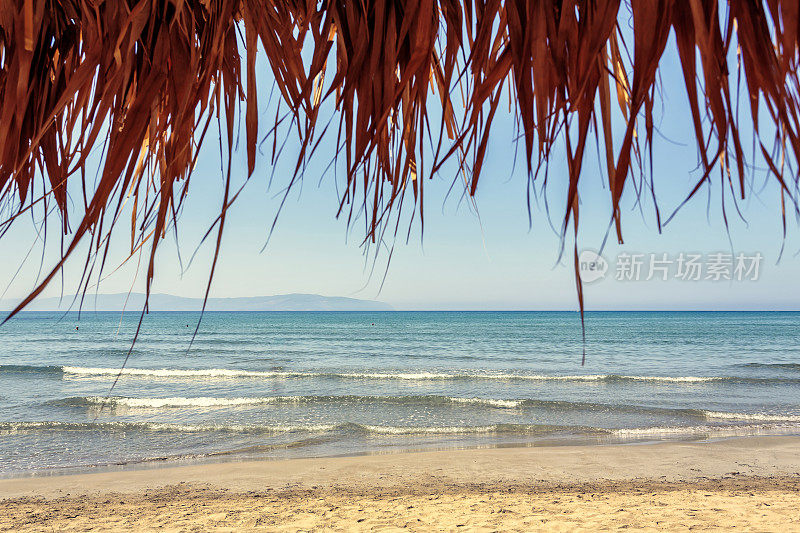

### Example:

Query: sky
xmin=2 ymin=31 xmax=799 ymax=311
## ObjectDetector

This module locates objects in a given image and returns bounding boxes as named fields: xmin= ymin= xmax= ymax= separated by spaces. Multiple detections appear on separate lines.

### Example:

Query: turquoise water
xmin=1 ymin=311 xmax=799 ymax=477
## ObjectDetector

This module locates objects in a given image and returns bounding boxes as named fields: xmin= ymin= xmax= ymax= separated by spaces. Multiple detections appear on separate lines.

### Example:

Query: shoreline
xmin=3 ymin=430 xmax=800 ymax=483
xmin=2 ymin=435 xmax=798 ymax=499
xmin=3 ymin=436 xmax=799 ymax=530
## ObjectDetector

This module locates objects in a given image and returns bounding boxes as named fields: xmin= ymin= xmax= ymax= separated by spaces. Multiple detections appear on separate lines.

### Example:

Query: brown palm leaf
xmin=1 ymin=0 xmax=799 ymax=325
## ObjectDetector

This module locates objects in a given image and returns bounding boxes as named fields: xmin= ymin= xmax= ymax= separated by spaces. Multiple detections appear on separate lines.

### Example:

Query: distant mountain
xmin=0 ymin=293 xmax=394 ymax=312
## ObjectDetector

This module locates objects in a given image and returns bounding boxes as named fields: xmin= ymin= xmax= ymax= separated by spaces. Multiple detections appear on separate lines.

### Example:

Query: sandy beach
xmin=2 ymin=436 xmax=799 ymax=531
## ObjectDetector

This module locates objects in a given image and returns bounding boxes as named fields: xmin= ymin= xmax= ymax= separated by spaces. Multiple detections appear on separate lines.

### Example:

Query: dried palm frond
xmin=1 ymin=0 xmax=799 ymax=324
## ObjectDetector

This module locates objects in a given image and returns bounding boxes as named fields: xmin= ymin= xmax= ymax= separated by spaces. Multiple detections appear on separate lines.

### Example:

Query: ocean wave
xmin=0 ymin=421 xmax=337 ymax=436
xmin=67 ymin=395 xmax=526 ymax=409
xmin=69 ymin=396 xmax=800 ymax=422
xmin=59 ymin=395 xmax=708 ymax=413
xmin=5 ymin=418 xmax=800 ymax=439
xmin=56 ymin=366 xmax=800 ymax=384
xmin=702 ymin=411 xmax=800 ymax=422
xmin=0 ymin=364 xmax=63 ymax=374
xmin=356 ymin=424 xmax=566 ymax=435
xmin=0 ymin=421 xmax=573 ymax=437
xmin=0 ymin=364 xmax=790 ymax=385
xmin=447 ymin=397 xmax=525 ymax=408
xmin=611 ymin=423 xmax=800 ymax=439
xmin=62 ymin=366 xmax=285 ymax=378
xmin=81 ymin=396 xmax=289 ymax=408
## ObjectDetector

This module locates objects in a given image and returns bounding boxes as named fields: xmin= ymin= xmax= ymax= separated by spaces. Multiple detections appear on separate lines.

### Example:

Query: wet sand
xmin=2 ymin=436 xmax=799 ymax=531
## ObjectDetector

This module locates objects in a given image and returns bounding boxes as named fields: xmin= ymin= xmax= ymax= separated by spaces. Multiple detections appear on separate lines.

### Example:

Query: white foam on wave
xmin=84 ymin=395 xmax=524 ymax=409
xmin=142 ymin=422 xmax=337 ymax=433
xmin=448 ymin=397 xmax=524 ymax=408
xmin=625 ymin=376 xmax=723 ymax=383
xmin=495 ymin=374 xmax=606 ymax=381
xmin=612 ymin=423 xmax=800 ymax=438
xmin=336 ymin=372 xmax=462 ymax=381
xmin=702 ymin=411 xmax=800 ymax=422
xmin=63 ymin=367 xmax=455 ymax=380
xmin=360 ymin=425 xmax=504 ymax=435
xmin=0 ymin=421 xmax=337 ymax=435
xmin=62 ymin=366 xmax=288 ymax=378
xmin=0 ymin=421 xmax=542 ymax=436
xmin=86 ymin=396 xmax=299 ymax=408
xmin=61 ymin=366 xmax=727 ymax=383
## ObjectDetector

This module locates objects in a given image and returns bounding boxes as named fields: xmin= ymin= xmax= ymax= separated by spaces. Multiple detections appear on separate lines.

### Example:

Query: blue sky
xmin=2 ymin=34 xmax=799 ymax=311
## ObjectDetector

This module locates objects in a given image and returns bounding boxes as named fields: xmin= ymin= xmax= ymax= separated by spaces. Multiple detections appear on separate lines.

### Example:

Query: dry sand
xmin=2 ymin=436 xmax=799 ymax=531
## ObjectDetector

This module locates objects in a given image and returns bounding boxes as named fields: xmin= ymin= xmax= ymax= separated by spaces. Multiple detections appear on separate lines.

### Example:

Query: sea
xmin=1 ymin=311 xmax=799 ymax=478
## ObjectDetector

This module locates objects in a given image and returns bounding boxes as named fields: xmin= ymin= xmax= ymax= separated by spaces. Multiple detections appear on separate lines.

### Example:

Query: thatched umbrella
xmin=1 ymin=0 xmax=799 ymax=326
